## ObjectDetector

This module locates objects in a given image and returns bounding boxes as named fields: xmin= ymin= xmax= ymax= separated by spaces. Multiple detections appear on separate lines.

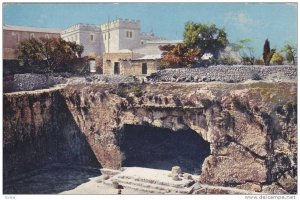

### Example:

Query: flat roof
xmin=133 ymin=54 xmax=162 ymax=60
xmin=3 ymin=24 xmax=61 ymax=34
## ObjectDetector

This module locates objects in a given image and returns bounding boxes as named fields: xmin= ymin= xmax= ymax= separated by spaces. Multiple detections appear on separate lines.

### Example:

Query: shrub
xmin=254 ymin=59 xmax=264 ymax=65
xmin=251 ymin=73 xmax=262 ymax=80
xmin=271 ymin=52 xmax=284 ymax=65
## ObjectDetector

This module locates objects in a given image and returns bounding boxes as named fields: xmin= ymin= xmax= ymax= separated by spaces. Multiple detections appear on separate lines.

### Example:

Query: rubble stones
xmin=262 ymin=184 xmax=289 ymax=194
xmin=148 ymin=65 xmax=297 ymax=83
xmin=13 ymin=73 xmax=67 ymax=92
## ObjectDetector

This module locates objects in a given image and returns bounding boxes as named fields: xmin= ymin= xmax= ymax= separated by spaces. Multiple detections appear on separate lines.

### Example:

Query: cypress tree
xmin=263 ymin=39 xmax=270 ymax=66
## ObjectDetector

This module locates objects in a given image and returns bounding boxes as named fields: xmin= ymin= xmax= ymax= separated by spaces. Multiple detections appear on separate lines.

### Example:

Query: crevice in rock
xmin=225 ymin=135 xmax=266 ymax=160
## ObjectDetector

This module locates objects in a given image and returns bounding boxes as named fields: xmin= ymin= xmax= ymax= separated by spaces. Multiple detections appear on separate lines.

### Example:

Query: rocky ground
xmin=4 ymin=65 xmax=297 ymax=93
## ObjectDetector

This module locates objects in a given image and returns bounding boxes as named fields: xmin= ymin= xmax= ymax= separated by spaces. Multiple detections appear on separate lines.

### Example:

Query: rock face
xmin=3 ymin=81 xmax=297 ymax=194
xmin=3 ymin=88 xmax=100 ymax=180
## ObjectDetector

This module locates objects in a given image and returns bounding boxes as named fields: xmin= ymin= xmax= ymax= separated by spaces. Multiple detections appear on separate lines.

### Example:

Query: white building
xmin=61 ymin=18 xmax=181 ymax=58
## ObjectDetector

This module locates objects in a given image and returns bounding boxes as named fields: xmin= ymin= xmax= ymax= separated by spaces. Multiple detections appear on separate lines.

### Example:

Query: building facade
xmin=4 ymin=19 xmax=181 ymax=76
xmin=3 ymin=25 xmax=61 ymax=60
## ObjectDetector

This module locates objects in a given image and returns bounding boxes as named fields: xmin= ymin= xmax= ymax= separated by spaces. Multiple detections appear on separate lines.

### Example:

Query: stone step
xmin=102 ymin=179 xmax=165 ymax=194
xmin=117 ymin=182 xmax=166 ymax=194
xmin=100 ymin=168 xmax=121 ymax=176
xmin=110 ymin=177 xmax=193 ymax=194
xmin=112 ymin=167 xmax=196 ymax=189
xmin=115 ymin=175 xmax=194 ymax=189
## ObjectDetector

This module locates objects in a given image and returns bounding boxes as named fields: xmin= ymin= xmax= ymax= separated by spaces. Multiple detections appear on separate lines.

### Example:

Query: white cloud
xmin=224 ymin=11 xmax=256 ymax=33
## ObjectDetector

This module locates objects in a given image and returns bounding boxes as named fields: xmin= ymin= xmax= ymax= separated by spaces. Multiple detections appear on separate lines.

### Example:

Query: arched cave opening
xmin=119 ymin=124 xmax=210 ymax=175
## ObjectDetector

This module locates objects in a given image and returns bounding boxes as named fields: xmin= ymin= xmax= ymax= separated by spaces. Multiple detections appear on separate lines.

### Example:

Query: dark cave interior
xmin=119 ymin=124 xmax=210 ymax=175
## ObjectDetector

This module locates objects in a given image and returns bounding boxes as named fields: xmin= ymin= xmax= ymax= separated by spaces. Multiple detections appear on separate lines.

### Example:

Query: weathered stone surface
xmin=3 ymin=88 xmax=100 ymax=180
xmin=237 ymin=182 xmax=262 ymax=192
xmin=171 ymin=166 xmax=182 ymax=176
xmin=277 ymin=172 xmax=297 ymax=193
xmin=183 ymin=173 xmax=193 ymax=180
xmin=3 ymin=81 xmax=297 ymax=194
xmin=262 ymin=184 xmax=289 ymax=194
xmin=199 ymin=143 xmax=267 ymax=184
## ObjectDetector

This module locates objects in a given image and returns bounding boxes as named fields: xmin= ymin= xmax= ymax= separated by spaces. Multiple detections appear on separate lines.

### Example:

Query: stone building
xmin=61 ymin=18 xmax=181 ymax=76
xmin=60 ymin=24 xmax=104 ymax=58
xmin=3 ymin=25 xmax=61 ymax=60
xmin=3 ymin=19 xmax=181 ymax=76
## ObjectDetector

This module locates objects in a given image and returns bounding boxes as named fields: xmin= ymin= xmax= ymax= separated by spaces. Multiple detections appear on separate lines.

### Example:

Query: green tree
xmin=281 ymin=42 xmax=297 ymax=65
xmin=234 ymin=38 xmax=255 ymax=65
xmin=262 ymin=39 xmax=275 ymax=66
xmin=183 ymin=22 xmax=228 ymax=59
xmin=18 ymin=37 xmax=84 ymax=72
xmin=271 ymin=52 xmax=284 ymax=65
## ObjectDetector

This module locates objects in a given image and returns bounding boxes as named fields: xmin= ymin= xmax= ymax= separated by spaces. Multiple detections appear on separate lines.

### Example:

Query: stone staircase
xmin=101 ymin=167 xmax=262 ymax=194
xmin=103 ymin=167 xmax=196 ymax=194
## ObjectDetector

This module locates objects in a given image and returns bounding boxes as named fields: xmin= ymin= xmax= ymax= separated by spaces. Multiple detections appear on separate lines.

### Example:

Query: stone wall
xmin=60 ymin=24 xmax=104 ymax=57
xmin=149 ymin=65 xmax=297 ymax=82
xmin=12 ymin=73 xmax=67 ymax=92
xmin=103 ymin=53 xmax=158 ymax=76
xmin=127 ymin=60 xmax=158 ymax=76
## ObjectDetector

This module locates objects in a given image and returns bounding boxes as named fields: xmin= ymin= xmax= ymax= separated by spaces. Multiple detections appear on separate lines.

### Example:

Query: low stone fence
xmin=148 ymin=65 xmax=297 ymax=83
xmin=4 ymin=65 xmax=297 ymax=93
xmin=10 ymin=73 xmax=68 ymax=92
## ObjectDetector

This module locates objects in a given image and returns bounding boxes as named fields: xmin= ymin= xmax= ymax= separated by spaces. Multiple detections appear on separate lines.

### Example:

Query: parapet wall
xmin=101 ymin=19 xmax=140 ymax=31
xmin=61 ymin=24 xmax=101 ymax=35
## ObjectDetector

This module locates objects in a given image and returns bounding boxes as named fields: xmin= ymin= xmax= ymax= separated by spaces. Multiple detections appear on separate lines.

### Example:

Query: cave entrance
xmin=119 ymin=124 xmax=210 ymax=175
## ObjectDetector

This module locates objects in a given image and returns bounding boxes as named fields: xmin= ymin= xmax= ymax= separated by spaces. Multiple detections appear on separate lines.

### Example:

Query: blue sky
xmin=3 ymin=3 xmax=297 ymax=57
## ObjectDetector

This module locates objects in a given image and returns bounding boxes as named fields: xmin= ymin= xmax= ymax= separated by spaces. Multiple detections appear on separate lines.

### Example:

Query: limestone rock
xmin=237 ymin=182 xmax=262 ymax=192
xmin=172 ymin=175 xmax=181 ymax=181
xmin=171 ymin=166 xmax=182 ymax=177
xmin=3 ymin=81 xmax=297 ymax=193
xmin=200 ymin=143 xmax=267 ymax=185
xmin=183 ymin=173 xmax=193 ymax=180
xmin=277 ymin=172 xmax=297 ymax=192
xmin=262 ymin=184 xmax=288 ymax=194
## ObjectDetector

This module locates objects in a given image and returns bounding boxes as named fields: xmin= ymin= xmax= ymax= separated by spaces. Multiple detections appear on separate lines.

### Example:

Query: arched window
xmin=90 ymin=34 xmax=94 ymax=41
